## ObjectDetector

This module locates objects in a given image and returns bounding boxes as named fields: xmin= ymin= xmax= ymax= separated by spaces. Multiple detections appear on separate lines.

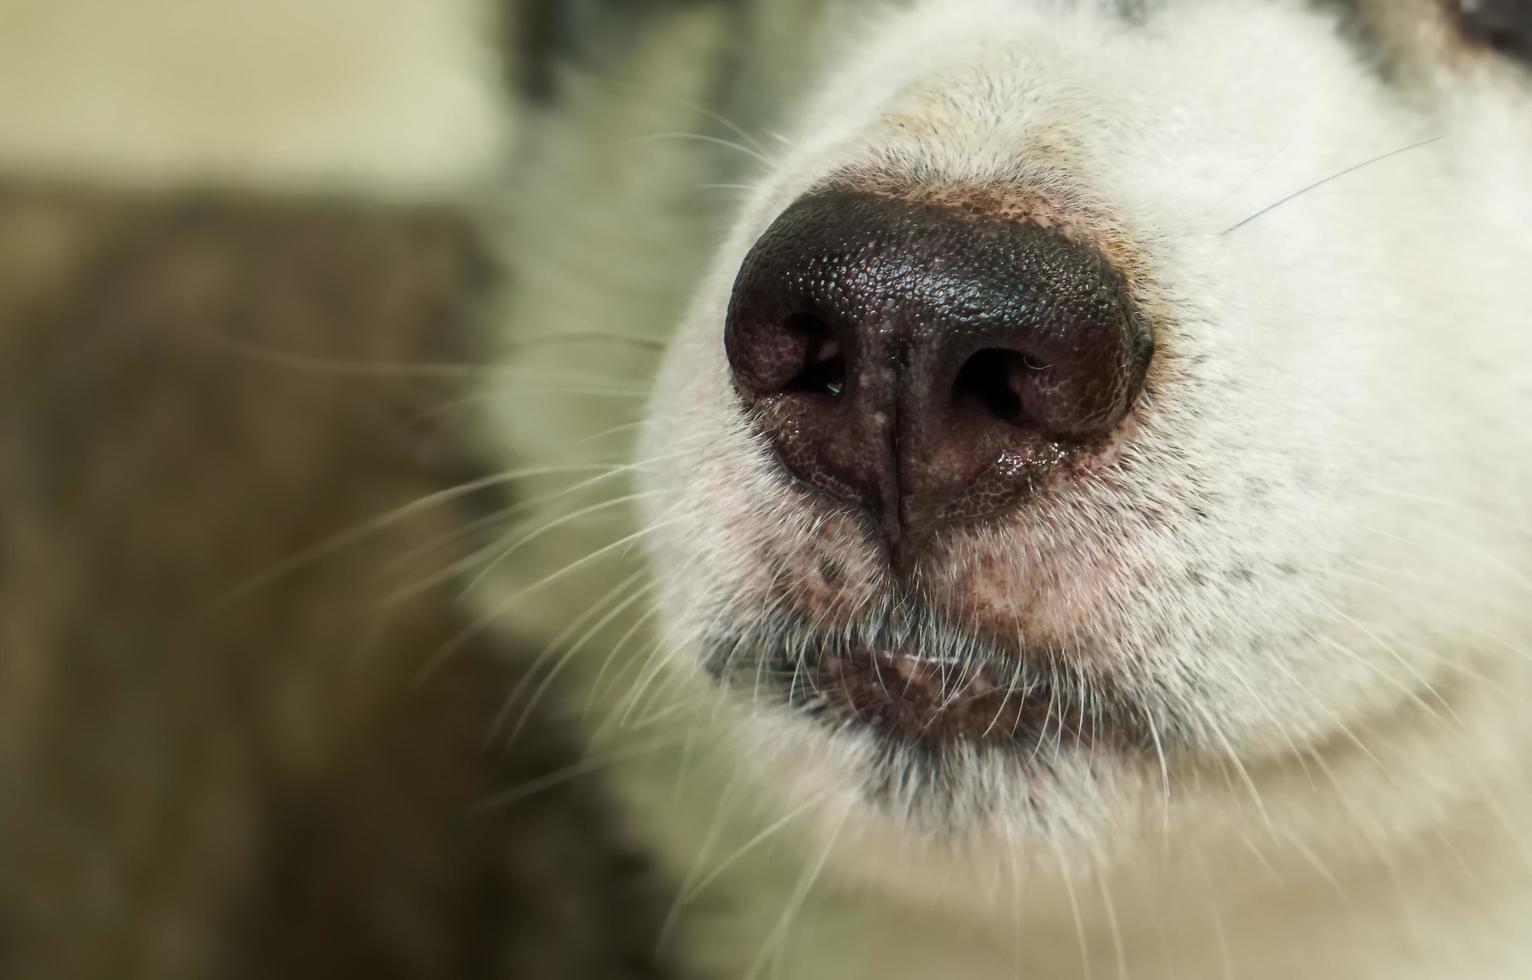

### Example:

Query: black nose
xmin=724 ymin=187 xmax=1151 ymax=564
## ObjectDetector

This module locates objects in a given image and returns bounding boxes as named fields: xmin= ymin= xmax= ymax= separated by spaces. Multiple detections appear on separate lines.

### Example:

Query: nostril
xmin=952 ymin=349 xmax=1048 ymax=428
xmin=725 ymin=308 xmax=848 ymax=400
xmin=782 ymin=313 xmax=846 ymax=398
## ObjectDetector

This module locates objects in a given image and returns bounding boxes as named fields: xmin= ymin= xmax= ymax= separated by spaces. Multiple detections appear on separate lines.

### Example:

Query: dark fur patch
xmin=1309 ymin=0 xmax=1389 ymax=66
xmin=1451 ymin=0 xmax=1532 ymax=65
xmin=504 ymin=0 xmax=739 ymax=102
xmin=0 ymin=184 xmax=675 ymax=979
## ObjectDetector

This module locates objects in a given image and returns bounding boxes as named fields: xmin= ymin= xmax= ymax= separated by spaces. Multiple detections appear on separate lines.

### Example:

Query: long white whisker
xmin=198 ymin=461 xmax=631 ymax=616
xmin=629 ymin=131 xmax=775 ymax=167
xmin=471 ymin=733 xmax=685 ymax=812
xmin=1222 ymin=135 xmax=1444 ymax=234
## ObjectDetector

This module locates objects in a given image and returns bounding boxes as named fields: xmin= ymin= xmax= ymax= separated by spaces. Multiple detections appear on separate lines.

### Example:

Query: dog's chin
xmin=692 ymin=614 xmax=1161 ymax=893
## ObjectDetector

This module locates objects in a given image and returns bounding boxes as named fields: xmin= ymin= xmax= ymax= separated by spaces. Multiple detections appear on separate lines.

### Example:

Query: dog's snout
xmin=725 ymin=187 xmax=1151 ymax=564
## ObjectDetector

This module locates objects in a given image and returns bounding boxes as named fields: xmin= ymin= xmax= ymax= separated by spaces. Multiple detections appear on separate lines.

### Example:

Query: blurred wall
xmin=0 ymin=0 xmax=510 ymax=194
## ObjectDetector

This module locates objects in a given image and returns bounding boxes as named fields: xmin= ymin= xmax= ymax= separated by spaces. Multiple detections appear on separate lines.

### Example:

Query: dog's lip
xmin=794 ymin=645 xmax=1074 ymax=746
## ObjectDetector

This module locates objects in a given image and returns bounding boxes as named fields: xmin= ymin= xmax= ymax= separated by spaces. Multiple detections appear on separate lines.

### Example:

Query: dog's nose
xmin=724 ymin=188 xmax=1151 ymax=564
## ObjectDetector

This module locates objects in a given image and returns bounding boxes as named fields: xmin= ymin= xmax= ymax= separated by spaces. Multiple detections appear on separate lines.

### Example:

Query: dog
xmin=4 ymin=1 xmax=1530 ymax=977
xmin=492 ymin=1 xmax=1532 ymax=977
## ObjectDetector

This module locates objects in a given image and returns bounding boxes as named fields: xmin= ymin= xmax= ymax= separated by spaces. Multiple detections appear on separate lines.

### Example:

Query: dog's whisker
xmin=1222 ymin=134 xmax=1445 ymax=234
xmin=471 ymin=733 xmax=686 ymax=813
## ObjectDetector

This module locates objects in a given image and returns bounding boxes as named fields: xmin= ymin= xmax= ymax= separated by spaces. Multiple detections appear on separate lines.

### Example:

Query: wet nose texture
xmin=724 ymin=188 xmax=1152 ymax=566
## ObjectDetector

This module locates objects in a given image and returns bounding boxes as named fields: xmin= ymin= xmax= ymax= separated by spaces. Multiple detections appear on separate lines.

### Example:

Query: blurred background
xmin=0 ymin=2 xmax=684 ymax=977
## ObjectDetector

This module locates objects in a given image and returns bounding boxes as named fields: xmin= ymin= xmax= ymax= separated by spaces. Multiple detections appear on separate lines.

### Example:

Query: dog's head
xmin=635 ymin=0 xmax=1532 ymax=892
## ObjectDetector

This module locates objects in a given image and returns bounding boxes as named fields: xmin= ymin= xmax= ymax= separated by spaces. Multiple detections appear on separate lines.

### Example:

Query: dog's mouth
xmin=806 ymin=648 xmax=1070 ymax=745
xmin=705 ymin=612 xmax=1124 ymax=751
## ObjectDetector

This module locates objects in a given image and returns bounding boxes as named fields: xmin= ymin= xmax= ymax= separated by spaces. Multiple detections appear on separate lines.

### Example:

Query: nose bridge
xmin=834 ymin=236 xmax=981 ymax=550
xmin=839 ymin=311 xmax=900 ymax=548
xmin=843 ymin=298 xmax=944 ymax=560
